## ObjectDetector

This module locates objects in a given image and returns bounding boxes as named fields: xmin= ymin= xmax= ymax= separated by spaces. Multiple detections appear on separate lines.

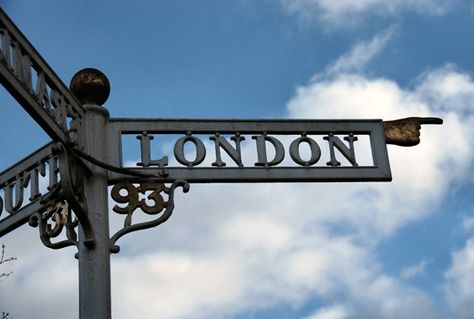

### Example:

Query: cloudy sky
xmin=1 ymin=1 xmax=474 ymax=318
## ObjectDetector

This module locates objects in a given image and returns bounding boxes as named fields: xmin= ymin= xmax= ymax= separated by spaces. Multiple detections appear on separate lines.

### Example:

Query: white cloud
xmin=324 ymin=26 xmax=397 ymax=77
xmin=301 ymin=304 xmax=351 ymax=319
xmin=445 ymin=238 xmax=474 ymax=319
xmin=112 ymin=232 xmax=370 ymax=319
xmin=415 ymin=64 xmax=474 ymax=114
xmin=281 ymin=0 xmax=457 ymax=29
xmin=401 ymin=259 xmax=431 ymax=280
xmin=0 ymin=231 xmax=77 ymax=318
xmin=111 ymin=207 xmax=439 ymax=319
xmin=462 ymin=217 xmax=474 ymax=231
xmin=286 ymin=66 xmax=474 ymax=236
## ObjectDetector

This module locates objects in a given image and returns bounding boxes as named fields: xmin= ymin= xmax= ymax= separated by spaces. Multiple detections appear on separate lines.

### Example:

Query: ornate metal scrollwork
xmin=109 ymin=180 xmax=190 ymax=253
xmin=28 ymin=142 xmax=95 ymax=250
xmin=29 ymin=200 xmax=79 ymax=249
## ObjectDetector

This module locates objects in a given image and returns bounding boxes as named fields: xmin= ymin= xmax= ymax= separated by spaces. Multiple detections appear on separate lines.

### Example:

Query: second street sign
xmin=107 ymin=118 xmax=391 ymax=183
xmin=0 ymin=9 xmax=84 ymax=145
xmin=0 ymin=141 xmax=94 ymax=246
xmin=0 ymin=142 xmax=58 ymax=236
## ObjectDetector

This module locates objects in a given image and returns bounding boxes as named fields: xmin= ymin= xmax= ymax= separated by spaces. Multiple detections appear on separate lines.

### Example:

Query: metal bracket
xmin=28 ymin=143 xmax=95 ymax=250
xmin=109 ymin=179 xmax=190 ymax=253
xmin=28 ymin=200 xmax=79 ymax=250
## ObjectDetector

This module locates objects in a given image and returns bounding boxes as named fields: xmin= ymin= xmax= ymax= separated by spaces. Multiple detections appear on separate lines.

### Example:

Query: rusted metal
xmin=70 ymin=68 xmax=110 ymax=106
xmin=384 ymin=117 xmax=443 ymax=146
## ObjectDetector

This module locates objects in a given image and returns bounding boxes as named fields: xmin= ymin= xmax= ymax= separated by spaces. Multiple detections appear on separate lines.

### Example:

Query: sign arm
xmin=0 ymin=8 xmax=85 ymax=146
xmin=0 ymin=64 xmax=70 ymax=143
xmin=0 ymin=141 xmax=95 ymax=250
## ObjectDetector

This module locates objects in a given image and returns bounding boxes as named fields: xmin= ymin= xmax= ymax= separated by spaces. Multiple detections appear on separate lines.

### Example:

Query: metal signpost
xmin=0 ymin=9 xmax=442 ymax=319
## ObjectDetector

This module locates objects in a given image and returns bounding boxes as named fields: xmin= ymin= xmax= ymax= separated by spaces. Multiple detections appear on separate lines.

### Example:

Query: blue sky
xmin=1 ymin=1 xmax=474 ymax=319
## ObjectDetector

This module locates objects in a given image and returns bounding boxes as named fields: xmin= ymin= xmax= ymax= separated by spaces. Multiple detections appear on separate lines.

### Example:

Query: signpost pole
xmin=72 ymin=71 xmax=112 ymax=319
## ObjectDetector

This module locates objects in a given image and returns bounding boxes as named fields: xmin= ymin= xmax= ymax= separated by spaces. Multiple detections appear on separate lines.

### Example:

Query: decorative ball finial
xmin=70 ymin=68 xmax=110 ymax=106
